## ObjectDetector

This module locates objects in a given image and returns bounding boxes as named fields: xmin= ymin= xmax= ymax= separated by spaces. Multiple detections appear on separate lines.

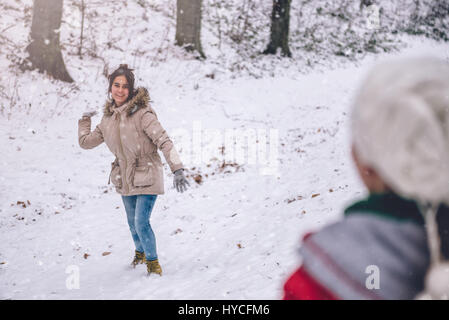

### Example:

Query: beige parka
xmin=78 ymin=87 xmax=184 ymax=195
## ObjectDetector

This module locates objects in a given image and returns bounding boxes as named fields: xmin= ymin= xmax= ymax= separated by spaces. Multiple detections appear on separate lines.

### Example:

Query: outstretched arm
xmin=141 ymin=109 xmax=189 ymax=193
xmin=141 ymin=109 xmax=184 ymax=173
xmin=78 ymin=116 xmax=104 ymax=149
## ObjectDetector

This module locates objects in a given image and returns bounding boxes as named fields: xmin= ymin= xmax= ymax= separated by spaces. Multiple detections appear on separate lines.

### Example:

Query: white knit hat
xmin=351 ymin=57 xmax=449 ymax=206
xmin=352 ymin=57 xmax=449 ymax=300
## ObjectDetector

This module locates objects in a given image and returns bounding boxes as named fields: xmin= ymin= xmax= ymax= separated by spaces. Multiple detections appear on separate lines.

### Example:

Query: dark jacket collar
xmin=344 ymin=192 xmax=426 ymax=225
xmin=345 ymin=192 xmax=449 ymax=259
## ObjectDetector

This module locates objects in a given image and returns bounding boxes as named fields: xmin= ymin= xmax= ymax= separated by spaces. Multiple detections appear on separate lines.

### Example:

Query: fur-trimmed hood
xmin=103 ymin=87 xmax=150 ymax=117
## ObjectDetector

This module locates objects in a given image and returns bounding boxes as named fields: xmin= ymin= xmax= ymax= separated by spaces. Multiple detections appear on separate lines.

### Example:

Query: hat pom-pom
xmin=417 ymin=262 xmax=449 ymax=300
xmin=426 ymin=263 xmax=449 ymax=299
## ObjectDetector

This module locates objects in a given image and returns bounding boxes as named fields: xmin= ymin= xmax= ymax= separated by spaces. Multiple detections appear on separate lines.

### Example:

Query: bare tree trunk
xmin=263 ymin=0 xmax=292 ymax=57
xmin=22 ymin=0 xmax=73 ymax=82
xmin=78 ymin=0 xmax=85 ymax=58
xmin=175 ymin=0 xmax=206 ymax=59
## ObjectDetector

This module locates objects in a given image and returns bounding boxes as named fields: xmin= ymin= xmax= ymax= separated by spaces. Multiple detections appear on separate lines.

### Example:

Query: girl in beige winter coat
xmin=78 ymin=64 xmax=189 ymax=276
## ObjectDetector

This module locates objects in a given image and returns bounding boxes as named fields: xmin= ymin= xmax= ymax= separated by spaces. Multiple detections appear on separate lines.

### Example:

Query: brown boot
xmin=146 ymin=259 xmax=162 ymax=276
xmin=131 ymin=250 xmax=146 ymax=268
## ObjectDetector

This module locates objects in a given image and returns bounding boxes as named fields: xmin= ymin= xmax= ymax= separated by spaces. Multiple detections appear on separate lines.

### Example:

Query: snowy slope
xmin=1 ymin=0 xmax=449 ymax=299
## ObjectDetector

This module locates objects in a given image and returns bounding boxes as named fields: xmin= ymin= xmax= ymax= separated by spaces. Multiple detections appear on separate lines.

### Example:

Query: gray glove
xmin=173 ymin=169 xmax=190 ymax=193
xmin=82 ymin=110 xmax=98 ymax=118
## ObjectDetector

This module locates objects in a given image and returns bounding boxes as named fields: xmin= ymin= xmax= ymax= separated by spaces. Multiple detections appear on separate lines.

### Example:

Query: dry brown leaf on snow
xmin=193 ymin=174 xmax=203 ymax=184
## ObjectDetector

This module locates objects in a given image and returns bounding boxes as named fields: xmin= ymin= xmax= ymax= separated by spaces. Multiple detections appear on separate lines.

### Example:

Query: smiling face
xmin=110 ymin=75 xmax=129 ymax=107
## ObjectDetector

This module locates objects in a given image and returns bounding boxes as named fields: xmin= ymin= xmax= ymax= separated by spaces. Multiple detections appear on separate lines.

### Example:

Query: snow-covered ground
xmin=1 ymin=1 xmax=449 ymax=300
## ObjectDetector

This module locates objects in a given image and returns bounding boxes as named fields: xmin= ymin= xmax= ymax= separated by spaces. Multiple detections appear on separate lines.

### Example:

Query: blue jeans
xmin=121 ymin=194 xmax=158 ymax=261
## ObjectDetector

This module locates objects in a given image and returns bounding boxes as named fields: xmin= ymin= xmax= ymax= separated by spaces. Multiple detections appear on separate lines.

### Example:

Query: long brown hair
xmin=108 ymin=64 xmax=135 ymax=103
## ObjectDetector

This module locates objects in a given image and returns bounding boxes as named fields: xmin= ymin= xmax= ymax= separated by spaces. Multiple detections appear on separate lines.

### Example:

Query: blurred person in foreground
xmin=283 ymin=57 xmax=449 ymax=300
xmin=78 ymin=64 xmax=189 ymax=276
